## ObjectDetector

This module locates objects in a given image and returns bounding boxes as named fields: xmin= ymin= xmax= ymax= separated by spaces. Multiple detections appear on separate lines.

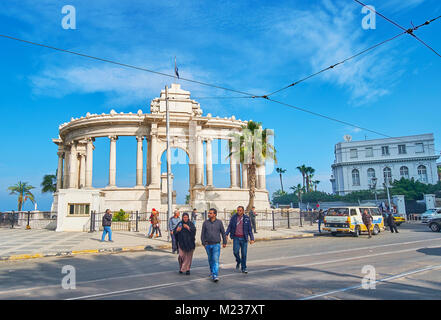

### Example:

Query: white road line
xmin=1 ymin=236 xmax=440 ymax=296
xmin=299 ymin=264 xmax=441 ymax=300
xmin=66 ymin=243 xmax=441 ymax=300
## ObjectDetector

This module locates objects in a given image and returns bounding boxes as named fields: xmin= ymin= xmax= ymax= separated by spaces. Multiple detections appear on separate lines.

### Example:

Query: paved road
xmin=0 ymin=223 xmax=440 ymax=300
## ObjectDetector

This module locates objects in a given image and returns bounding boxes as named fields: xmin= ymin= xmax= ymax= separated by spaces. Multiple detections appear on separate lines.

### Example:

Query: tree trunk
xmin=279 ymin=174 xmax=284 ymax=193
xmin=246 ymin=164 xmax=256 ymax=212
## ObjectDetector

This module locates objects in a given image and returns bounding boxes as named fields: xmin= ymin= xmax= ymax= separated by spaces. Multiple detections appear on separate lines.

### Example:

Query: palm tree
xmin=296 ymin=165 xmax=308 ymax=190
xmin=229 ymin=121 xmax=277 ymax=211
xmin=290 ymin=184 xmax=304 ymax=203
xmin=313 ymin=180 xmax=320 ymax=192
xmin=305 ymin=167 xmax=315 ymax=192
xmin=276 ymin=167 xmax=287 ymax=193
xmin=8 ymin=181 xmax=36 ymax=211
xmin=41 ymin=172 xmax=57 ymax=194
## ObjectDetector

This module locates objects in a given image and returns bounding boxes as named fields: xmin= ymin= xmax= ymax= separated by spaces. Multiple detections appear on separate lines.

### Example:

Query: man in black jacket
xmin=387 ymin=212 xmax=399 ymax=233
xmin=101 ymin=209 xmax=113 ymax=242
xmin=201 ymin=208 xmax=227 ymax=282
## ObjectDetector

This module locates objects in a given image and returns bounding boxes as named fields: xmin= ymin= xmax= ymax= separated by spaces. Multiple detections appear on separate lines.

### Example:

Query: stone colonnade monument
xmin=52 ymin=84 xmax=270 ymax=231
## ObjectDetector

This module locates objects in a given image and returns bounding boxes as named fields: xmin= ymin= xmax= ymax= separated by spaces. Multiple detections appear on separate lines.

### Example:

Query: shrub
xmin=112 ymin=209 xmax=129 ymax=222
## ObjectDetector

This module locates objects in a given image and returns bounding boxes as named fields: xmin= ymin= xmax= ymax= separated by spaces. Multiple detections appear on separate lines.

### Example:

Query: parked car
xmin=421 ymin=208 xmax=441 ymax=224
xmin=382 ymin=213 xmax=405 ymax=226
xmin=428 ymin=218 xmax=441 ymax=232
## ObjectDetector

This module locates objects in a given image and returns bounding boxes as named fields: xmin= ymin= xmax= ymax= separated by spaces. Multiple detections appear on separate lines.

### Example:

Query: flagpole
xmin=165 ymin=85 xmax=173 ymax=242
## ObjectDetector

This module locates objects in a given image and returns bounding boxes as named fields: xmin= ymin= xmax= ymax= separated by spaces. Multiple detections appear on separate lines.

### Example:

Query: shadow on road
xmin=416 ymin=247 xmax=441 ymax=257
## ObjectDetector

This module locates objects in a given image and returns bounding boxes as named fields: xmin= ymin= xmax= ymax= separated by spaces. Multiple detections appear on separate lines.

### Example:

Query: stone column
xmin=236 ymin=163 xmax=241 ymax=188
xmin=108 ymin=135 xmax=118 ymax=187
xmin=206 ymin=138 xmax=213 ymax=186
xmin=257 ymin=164 xmax=266 ymax=190
xmin=63 ymin=148 xmax=70 ymax=189
xmin=230 ymin=141 xmax=238 ymax=188
xmin=68 ymin=143 xmax=78 ymax=189
xmin=56 ymin=152 xmax=64 ymax=190
xmin=85 ymin=138 xmax=94 ymax=188
xmin=195 ymin=136 xmax=204 ymax=186
xmin=136 ymin=136 xmax=144 ymax=187
xmin=242 ymin=164 xmax=248 ymax=189
xmin=150 ymin=133 xmax=160 ymax=187
xmin=79 ymin=153 xmax=86 ymax=189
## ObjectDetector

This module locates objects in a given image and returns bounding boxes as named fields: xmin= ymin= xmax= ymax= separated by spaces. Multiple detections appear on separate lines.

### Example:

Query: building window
xmin=415 ymin=143 xmax=424 ymax=153
xmin=352 ymin=169 xmax=360 ymax=186
xmin=418 ymin=165 xmax=428 ymax=182
xmin=398 ymin=144 xmax=407 ymax=154
xmin=382 ymin=146 xmax=390 ymax=156
xmin=350 ymin=149 xmax=358 ymax=158
xmin=400 ymin=166 xmax=409 ymax=179
xmin=365 ymin=147 xmax=373 ymax=157
xmin=68 ymin=203 xmax=90 ymax=215
xmin=383 ymin=167 xmax=392 ymax=184
xmin=367 ymin=168 xmax=376 ymax=184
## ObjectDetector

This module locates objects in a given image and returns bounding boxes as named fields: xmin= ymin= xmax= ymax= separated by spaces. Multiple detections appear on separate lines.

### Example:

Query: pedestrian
xmin=9 ymin=212 xmax=17 ymax=229
xmin=101 ymin=209 xmax=113 ymax=242
xmin=149 ymin=209 xmax=162 ymax=238
xmin=362 ymin=209 xmax=373 ymax=238
xmin=226 ymin=206 xmax=255 ymax=274
xmin=174 ymin=213 xmax=196 ymax=275
xmin=191 ymin=208 xmax=198 ymax=224
xmin=387 ymin=212 xmax=399 ymax=233
xmin=169 ymin=210 xmax=181 ymax=254
xmin=201 ymin=208 xmax=227 ymax=282
xmin=318 ymin=209 xmax=324 ymax=233
xmin=249 ymin=206 xmax=258 ymax=233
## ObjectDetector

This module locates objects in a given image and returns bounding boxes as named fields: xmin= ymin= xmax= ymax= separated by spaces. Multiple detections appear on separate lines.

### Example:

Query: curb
xmin=0 ymin=232 xmax=321 ymax=262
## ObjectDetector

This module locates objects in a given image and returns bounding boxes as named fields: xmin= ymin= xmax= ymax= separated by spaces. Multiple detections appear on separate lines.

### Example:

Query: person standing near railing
xmin=101 ymin=209 xmax=113 ymax=242
xmin=249 ymin=206 xmax=258 ymax=234
xmin=169 ymin=210 xmax=181 ymax=254
xmin=149 ymin=209 xmax=162 ymax=238
xmin=191 ymin=208 xmax=197 ymax=224
xmin=318 ymin=209 xmax=324 ymax=233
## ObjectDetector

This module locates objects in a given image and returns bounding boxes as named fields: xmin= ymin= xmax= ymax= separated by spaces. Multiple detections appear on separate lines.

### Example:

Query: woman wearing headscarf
xmin=174 ymin=212 xmax=196 ymax=275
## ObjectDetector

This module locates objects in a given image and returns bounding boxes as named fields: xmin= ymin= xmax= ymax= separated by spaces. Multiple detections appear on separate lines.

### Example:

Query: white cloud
xmin=270 ymin=1 xmax=403 ymax=104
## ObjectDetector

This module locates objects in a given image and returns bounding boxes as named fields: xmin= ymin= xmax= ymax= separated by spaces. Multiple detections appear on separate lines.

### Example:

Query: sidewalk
xmin=0 ymin=224 xmax=321 ymax=261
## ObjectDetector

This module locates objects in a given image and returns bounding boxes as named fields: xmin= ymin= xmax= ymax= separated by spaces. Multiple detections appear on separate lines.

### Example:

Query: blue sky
xmin=0 ymin=0 xmax=440 ymax=211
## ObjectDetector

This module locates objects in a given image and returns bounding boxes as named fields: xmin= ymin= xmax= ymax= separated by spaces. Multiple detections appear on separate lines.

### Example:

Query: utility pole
xmin=384 ymin=180 xmax=392 ymax=212
xmin=165 ymin=85 xmax=173 ymax=242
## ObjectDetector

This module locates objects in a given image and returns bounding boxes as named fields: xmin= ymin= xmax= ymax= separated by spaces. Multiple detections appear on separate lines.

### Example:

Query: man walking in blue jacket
xmin=226 ymin=206 xmax=255 ymax=274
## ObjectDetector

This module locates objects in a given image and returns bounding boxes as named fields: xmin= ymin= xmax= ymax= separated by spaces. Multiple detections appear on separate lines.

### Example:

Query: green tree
xmin=8 ymin=181 xmax=36 ymax=211
xmin=229 ymin=121 xmax=277 ymax=211
xmin=276 ymin=167 xmax=287 ymax=193
xmin=290 ymin=184 xmax=304 ymax=203
xmin=305 ymin=167 xmax=315 ymax=192
xmin=296 ymin=165 xmax=308 ymax=190
xmin=41 ymin=172 xmax=57 ymax=194
xmin=312 ymin=180 xmax=320 ymax=192
xmin=112 ymin=209 xmax=129 ymax=222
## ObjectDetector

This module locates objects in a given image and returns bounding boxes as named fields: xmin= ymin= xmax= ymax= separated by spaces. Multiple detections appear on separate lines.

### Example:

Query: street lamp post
xmin=370 ymin=177 xmax=378 ymax=203
xmin=383 ymin=179 xmax=392 ymax=213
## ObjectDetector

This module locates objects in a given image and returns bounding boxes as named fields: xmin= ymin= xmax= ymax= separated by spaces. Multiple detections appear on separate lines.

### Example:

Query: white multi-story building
xmin=330 ymin=134 xmax=440 ymax=195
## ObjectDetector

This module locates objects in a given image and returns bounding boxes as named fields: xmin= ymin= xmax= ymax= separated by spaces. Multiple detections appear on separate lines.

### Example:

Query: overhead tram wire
xmin=1 ymin=33 xmax=440 ymax=153
xmin=263 ymin=96 xmax=441 ymax=154
xmin=354 ymin=0 xmax=441 ymax=58
xmin=264 ymin=31 xmax=407 ymax=97
xmin=0 ymin=34 xmax=257 ymax=98
xmin=264 ymin=13 xmax=441 ymax=98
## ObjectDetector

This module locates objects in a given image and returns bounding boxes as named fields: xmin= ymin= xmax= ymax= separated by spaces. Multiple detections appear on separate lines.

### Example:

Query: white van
xmin=323 ymin=206 xmax=385 ymax=237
